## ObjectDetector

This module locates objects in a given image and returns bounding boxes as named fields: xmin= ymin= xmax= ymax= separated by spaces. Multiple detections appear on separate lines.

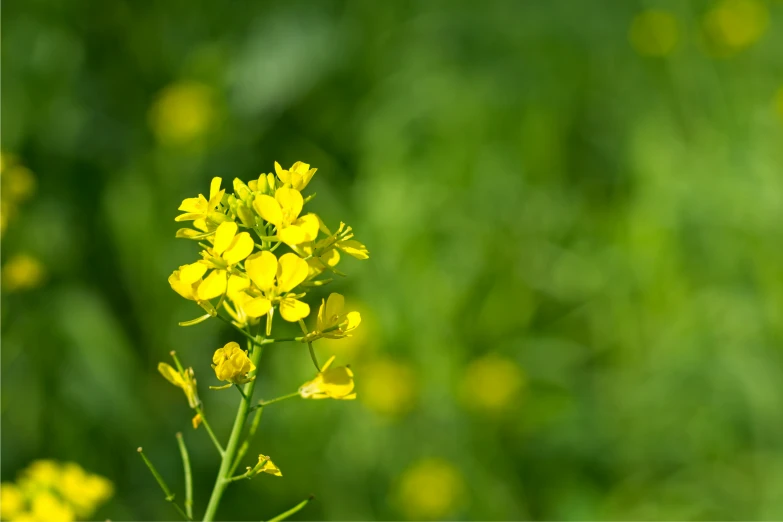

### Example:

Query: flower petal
xmin=337 ymin=239 xmax=370 ymax=260
xmin=295 ymin=213 xmax=320 ymax=242
xmin=209 ymin=177 xmax=222 ymax=202
xmin=245 ymin=251 xmax=278 ymax=291
xmin=179 ymin=262 xmax=207 ymax=284
xmin=244 ymin=296 xmax=272 ymax=318
xmin=223 ymin=231 xmax=254 ymax=265
xmin=213 ymin=222 xmax=238 ymax=255
xmin=275 ymin=187 xmax=303 ymax=219
xmin=253 ymin=195 xmax=283 ymax=226
xmin=277 ymin=253 xmax=309 ymax=293
xmin=279 ymin=297 xmax=310 ymax=322
xmin=179 ymin=195 xmax=208 ymax=213
xmin=324 ymin=293 xmax=345 ymax=325
xmin=278 ymin=225 xmax=307 ymax=246
xmin=198 ymin=270 xmax=228 ymax=301
xmin=158 ymin=363 xmax=184 ymax=388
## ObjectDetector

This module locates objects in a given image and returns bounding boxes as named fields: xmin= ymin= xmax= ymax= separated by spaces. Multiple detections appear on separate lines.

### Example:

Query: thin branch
xmin=175 ymin=433 xmax=193 ymax=519
xmin=266 ymin=496 xmax=314 ymax=522
xmin=137 ymin=447 xmax=191 ymax=520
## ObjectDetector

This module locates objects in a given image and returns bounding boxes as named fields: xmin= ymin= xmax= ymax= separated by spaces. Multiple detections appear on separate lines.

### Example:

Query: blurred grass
xmin=2 ymin=0 xmax=783 ymax=520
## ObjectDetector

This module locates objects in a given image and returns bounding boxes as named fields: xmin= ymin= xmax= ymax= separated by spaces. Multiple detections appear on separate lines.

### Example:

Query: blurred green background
xmin=3 ymin=0 xmax=783 ymax=520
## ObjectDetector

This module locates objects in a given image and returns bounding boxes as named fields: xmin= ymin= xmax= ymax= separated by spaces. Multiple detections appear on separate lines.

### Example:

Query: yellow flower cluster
xmin=212 ymin=341 xmax=256 ymax=384
xmin=169 ymin=161 xmax=369 ymax=328
xmin=0 ymin=461 xmax=112 ymax=522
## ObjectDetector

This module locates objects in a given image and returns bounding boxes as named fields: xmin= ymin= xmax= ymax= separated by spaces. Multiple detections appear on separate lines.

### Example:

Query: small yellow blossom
xmin=58 ymin=463 xmax=113 ymax=518
xmin=629 ymin=9 xmax=679 ymax=57
xmin=1 ymin=483 xmax=25 ymax=520
xmin=314 ymin=293 xmax=361 ymax=339
xmin=2 ymin=254 xmax=45 ymax=292
xmin=298 ymin=355 xmax=356 ymax=400
xmin=158 ymin=362 xmax=200 ymax=408
xmin=196 ymin=221 xmax=255 ymax=301
xmin=274 ymin=161 xmax=317 ymax=191
xmin=192 ymin=412 xmax=203 ymax=429
xmin=361 ymin=359 xmax=417 ymax=417
xmin=254 ymin=454 xmax=282 ymax=477
xmin=149 ymin=81 xmax=215 ymax=145
xmin=212 ymin=342 xmax=256 ymax=384
xmin=397 ymin=459 xmax=465 ymax=520
xmin=29 ymin=491 xmax=75 ymax=522
xmin=175 ymin=177 xmax=227 ymax=235
xmin=242 ymin=251 xmax=310 ymax=322
xmin=703 ymin=0 xmax=768 ymax=56
xmin=253 ymin=187 xmax=319 ymax=246
xmin=460 ymin=354 xmax=525 ymax=412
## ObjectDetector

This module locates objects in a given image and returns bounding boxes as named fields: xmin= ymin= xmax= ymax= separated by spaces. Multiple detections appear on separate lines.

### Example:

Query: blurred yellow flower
xmin=361 ymin=359 xmax=417 ymax=417
xmin=274 ymin=161 xmax=317 ymax=191
xmin=3 ymin=461 xmax=112 ymax=522
xmin=243 ymin=251 xmax=311 ymax=322
xmin=299 ymin=355 xmax=356 ymax=400
xmin=149 ymin=81 xmax=215 ymax=145
xmin=703 ymin=0 xmax=768 ymax=56
xmin=212 ymin=342 xmax=256 ymax=384
xmin=2 ymin=254 xmax=45 ymax=292
xmin=0 ymin=483 xmax=24 ymax=520
xmin=158 ymin=362 xmax=200 ymax=408
xmin=460 ymin=354 xmax=525 ymax=412
xmin=253 ymin=187 xmax=319 ymax=246
xmin=58 ymin=464 xmax=113 ymax=518
xmin=629 ymin=9 xmax=679 ymax=57
xmin=254 ymin=454 xmax=282 ymax=477
xmin=313 ymin=293 xmax=361 ymax=339
xmin=397 ymin=459 xmax=465 ymax=520
xmin=1 ymin=162 xmax=36 ymax=203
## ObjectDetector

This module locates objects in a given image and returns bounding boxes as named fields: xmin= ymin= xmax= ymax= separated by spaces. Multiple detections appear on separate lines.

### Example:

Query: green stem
xmin=256 ymin=392 xmax=301 ymax=409
xmin=202 ymin=339 xmax=264 ymax=521
xmin=195 ymin=405 xmax=224 ymax=456
xmin=137 ymin=447 xmax=191 ymax=520
xmin=267 ymin=496 xmax=314 ymax=522
xmin=175 ymin=433 xmax=193 ymax=519
xmin=229 ymin=406 xmax=264 ymax=476
xmin=298 ymin=320 xmax=320 ymax=371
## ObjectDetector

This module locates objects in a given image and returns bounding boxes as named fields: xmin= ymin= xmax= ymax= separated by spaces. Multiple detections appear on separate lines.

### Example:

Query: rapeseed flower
xmin=313 ymin=293 xmax=361 ymax=339
xmin=274 ymin=161 xmax=317 ymax=191
xmin=253 ymin=455 xmax=282 ymax=477
xmin=212 ymin=342 xmax=256 ymax=384
xmin=158 ymin=362 xmax=200 ymax=408
xmin=242 ymin=251 xmax=310 ymax=321
xmin=298 ymin=355 xmax=356 ymax=400
xmin=253 ymin=187 xmax=319 ymax=246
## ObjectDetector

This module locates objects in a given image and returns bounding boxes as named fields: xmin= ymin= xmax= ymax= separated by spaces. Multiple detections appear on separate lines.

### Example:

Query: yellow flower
xmin=21 ymin=460 xmax=59 ymax=487
xmin=314 ymin=293 xmax=361 ymax=339
xmin=460 ymin=354 xmax=525 ymax=412
xmin=212 ymin=342 xmax=256 ymax=384
xmin=149 ymin=81 xmax=215 ymax=145
xmin=703 ymin=0 xmax=768 ymax=56
xmin=158 ymin=362 xmax=200 ymax=408
xmin=58 ymin=463 xmax=113 ymax=518
xmin=247 ymin=172 xmax=277 ymax=195
xmin=30 ymin=491 xmax=74 ymax=522
xmin=242 ymin=251 xmax=311 ymax=322
xmin=175 ymin=177 xmax=227 ymax=235
xmin=274 ymin=161 xmax=317 ymax=191
xmin=1 ymin=483 xmax=25 ymax=520
xmin=298 ymin=355 xmax=356 ymax=400
xmin=2 ymin=254 xmax=45 ymax=292
xmin=222 ymin=274 xmax=263 ymax=328
xmin=397 ymin=459 xmax=465 ymax=520
xmin=254 ymin=454 xmax=282 ymax=477
xmin=253 ymin=187 xmax=319 ymax=246
xmin=361 ymin=359 xmax=416 ymax=417
xmin=317 ymin=221 xmax=370 ymax=260
xmin=169 ymin=261 xmax=209 ymax=301
xmin=197 ymin=221 xmax=255 ymax=301
xmin=629 ymin=9 xmax=679 ymax=57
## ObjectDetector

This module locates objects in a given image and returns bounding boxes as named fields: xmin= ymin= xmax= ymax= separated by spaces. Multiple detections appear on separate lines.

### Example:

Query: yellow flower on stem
xmin=298 ymin=355 xmax=356 ymax=400
xmin=254 ymin=454 xmax=282 ymax=477
xmin=175 ymin=177 xmax=227 ymax=237
xmin=253 ymin=187 xmax=318 ymax=246
xmin=197 ymin=221 xmax=255 ymax=301
xmin=242 ymin=251 xmax=311 ymax=322
xmin=274 ymin=161 xmax=317 ymax=191
xmin=314 ymin=293 xmax=361 ymax=339
xmin=158 ymin=362 xmax=200 ymax=408
xmin=212 ymin=342 xmax=256 ymax=385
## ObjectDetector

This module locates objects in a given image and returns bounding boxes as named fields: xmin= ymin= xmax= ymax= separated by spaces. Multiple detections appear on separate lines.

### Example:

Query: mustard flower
xmin=58 ymin=463 xmax=114 ymax=518
xmin=168 ymin=261 xmax=211 ymax=306
xmin=242 ymin=251 xmax=310 ymax=322
xmin=158 ymin=362 xmax=200 ymax=408
xmin=0 ymin=483 xmax=24 ymax=520
xmin=175 ymin=177 xmax=226 ymax=235
xmin=314 ymin=293 xmax=361 ymax=339
xmin=253 ymin=187 xmax=319 ymax=246
xmin=212 ymin=342 xmax=256 ymax=384
xmin=254 ymin=454 xmax=282 ymax=477
xmin=197 ymin=221 xmax=255 ymax=300
xmin=298 ymin=355 xmax=356 ymax=400
xmin=274 ymin=161 xmax=317 ymax=191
